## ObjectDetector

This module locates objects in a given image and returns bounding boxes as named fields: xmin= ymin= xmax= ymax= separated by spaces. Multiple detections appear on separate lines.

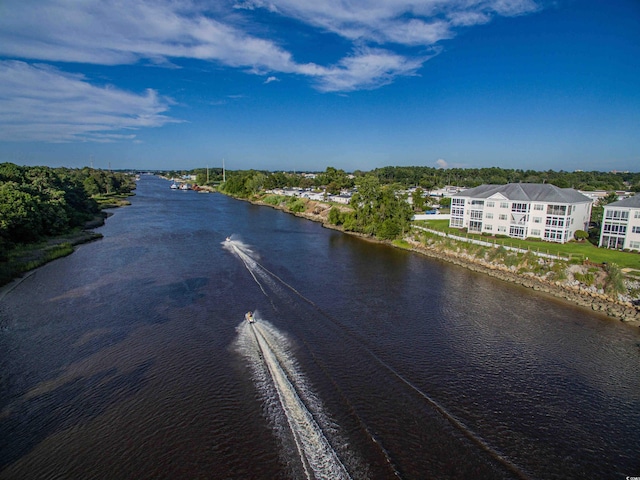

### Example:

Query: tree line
xmin=0 ymin=163 xmax=135 ymax=256
xmin=171 ymin=165 xmax=640 ymax=195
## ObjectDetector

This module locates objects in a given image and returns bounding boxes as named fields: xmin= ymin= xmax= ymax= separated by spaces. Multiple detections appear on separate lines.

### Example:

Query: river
xmin=1 ymin=175 xmax=639 ymax=479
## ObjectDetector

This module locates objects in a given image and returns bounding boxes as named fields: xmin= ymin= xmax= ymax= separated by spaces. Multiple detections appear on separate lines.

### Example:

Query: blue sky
xmin=0 ymin=0 xmax=638 ymax=172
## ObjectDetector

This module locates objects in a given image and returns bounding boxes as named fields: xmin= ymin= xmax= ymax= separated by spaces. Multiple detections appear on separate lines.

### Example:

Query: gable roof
xmin=455 ymin=183 xmax=592 ymax=203
xmin=605 ymin=195 xmax=640 ymax=209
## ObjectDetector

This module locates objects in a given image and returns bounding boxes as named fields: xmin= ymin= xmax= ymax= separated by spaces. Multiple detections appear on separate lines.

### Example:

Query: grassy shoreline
xmin=0 ymin=227 xmax=105 ymax=287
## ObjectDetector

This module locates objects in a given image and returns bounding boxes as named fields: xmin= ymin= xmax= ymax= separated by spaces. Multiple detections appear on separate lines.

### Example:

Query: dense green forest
xmin=0 ymin=163 xmax=135 ymax=257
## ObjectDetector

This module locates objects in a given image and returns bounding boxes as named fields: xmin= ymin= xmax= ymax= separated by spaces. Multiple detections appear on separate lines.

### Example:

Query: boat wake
xmin=226 ymin=238 xmax=352 ymax=479
xmin=234 ymin=316 xmax=351 ymax=480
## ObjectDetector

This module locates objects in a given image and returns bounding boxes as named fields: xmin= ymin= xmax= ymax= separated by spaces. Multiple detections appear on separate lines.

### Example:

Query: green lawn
xmin=414 ymin=219 xmax=640 ymax=270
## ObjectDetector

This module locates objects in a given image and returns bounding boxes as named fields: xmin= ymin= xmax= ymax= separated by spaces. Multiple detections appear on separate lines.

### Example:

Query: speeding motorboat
xmin=245 ymin=311 xmax=255 ymax=323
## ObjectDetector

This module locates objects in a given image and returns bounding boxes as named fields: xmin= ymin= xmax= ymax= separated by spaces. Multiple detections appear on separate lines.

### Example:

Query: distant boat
xmin=245 ymin=311 xmax=255 ymax=323
xmin=170 ymin=181 xmax=178 ymax=189
xmin=180 ymin=183 xmax=190 ymax=190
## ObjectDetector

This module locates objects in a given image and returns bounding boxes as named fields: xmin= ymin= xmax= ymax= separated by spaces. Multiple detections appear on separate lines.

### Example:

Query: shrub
xmin=328 ymin=206 xmax=343 ymax=225
xmin=262 ymin=194 xmax=285 ymax=206
xmin=574 ymin=230 xmax=589 ymax=242
xmin=288 ymin=199 xmax=306 ymax=213
xmin=503 ymin=253 xmax=520 ymax=267
xmin=604 ymin=263 xmax=626 ymax=295
xmin=574 ymin=271 xmax=595 ymax=286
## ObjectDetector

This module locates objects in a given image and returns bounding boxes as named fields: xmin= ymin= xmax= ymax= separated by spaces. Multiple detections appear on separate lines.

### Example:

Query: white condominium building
xmin=449 ymin=184 xmax=592 ymax=244
xmin=599 ymin=195 xmax=640 ymax=251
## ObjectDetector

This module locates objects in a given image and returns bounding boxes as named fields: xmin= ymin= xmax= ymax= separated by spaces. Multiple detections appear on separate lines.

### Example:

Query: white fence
xmin=412 ymin=225 xmax=569 ymax=261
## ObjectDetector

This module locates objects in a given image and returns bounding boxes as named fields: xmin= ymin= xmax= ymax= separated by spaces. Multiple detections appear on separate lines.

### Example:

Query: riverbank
xmin=0 ymin=211 xmax=112 ymax=289
xmin=245 ymin=194 xmax=640 ymax=327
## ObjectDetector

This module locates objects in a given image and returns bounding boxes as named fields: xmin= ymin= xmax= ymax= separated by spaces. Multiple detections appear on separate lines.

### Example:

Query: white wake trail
xmin=226 ymin=238 xmax=351 ymax=479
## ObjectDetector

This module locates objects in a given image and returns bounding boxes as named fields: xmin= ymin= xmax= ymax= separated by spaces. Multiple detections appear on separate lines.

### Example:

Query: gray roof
xmin=455 ymin=183 xmax=592 ymax=203
xmin=605 ymin=195 xmax=640 ymax=209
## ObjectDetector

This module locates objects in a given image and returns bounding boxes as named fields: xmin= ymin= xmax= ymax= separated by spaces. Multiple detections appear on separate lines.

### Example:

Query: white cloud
xmin=0 ymin=0 xmax=544 ymax=143
xmin=239 ymin=0 xmax=540 ymax=44
xmin=0 ymin=61 xmax=180 ymax=142
xmin=436 ymin=158 xmax=448 ymax=168
xmin=310 ymin=47 xmax=429 ymax=92
xmin=0 ymin=0 xmax=542 ymax=93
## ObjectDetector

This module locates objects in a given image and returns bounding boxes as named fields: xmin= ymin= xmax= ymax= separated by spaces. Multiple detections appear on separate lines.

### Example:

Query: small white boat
xmin=170 ymin=181 xmax=178 ymax=189
xmin=245 ymin=311 xmax=255 ymax=323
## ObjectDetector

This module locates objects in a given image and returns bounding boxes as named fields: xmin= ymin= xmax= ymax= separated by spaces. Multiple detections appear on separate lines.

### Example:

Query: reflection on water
xmin=1 ymin=175 xmax=639 ymax=479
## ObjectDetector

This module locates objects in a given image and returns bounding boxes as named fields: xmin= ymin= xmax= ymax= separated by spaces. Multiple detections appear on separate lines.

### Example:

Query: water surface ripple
xmin=1 ymin=175 xmax=639 ymax=479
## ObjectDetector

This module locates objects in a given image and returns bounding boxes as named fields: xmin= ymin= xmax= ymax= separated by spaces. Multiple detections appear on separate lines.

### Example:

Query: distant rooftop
xmin=605 ymin=195 xmax=640 ymax=209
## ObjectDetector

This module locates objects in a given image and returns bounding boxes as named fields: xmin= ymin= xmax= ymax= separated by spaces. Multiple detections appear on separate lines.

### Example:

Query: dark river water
xmin=1 ymin=175 xmax=639 ymax=480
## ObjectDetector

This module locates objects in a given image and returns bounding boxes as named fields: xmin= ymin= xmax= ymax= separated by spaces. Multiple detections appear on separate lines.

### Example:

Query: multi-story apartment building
xmin=449 ymin=184 xmax=592 ymax=243
xmin=599 ymin=195 xmax=640 ymax=251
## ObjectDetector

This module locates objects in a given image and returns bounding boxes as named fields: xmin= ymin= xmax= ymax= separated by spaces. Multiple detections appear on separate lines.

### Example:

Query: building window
xmin=450 ymin=217 xmax=464 ymax=227
xmin=630 ymin=241 xmax=640 ymax=249
xmin=512 ymin=203 xmax=529 ymax=213
xmin=603 ymin=223 xmax=627 ymax=235
xmin=602 ymin=235 xmax=624 ymax=249
xmin=470 ymin=210 xmax=483 ymax=220
xmin=509 ymin=226 xmax=526 ymax=238
xmin=469 ymin=221 xmax=482 ymax=232
xmin=500 ymin=202 xmax=509 ymax=208
xmin=544 ymin=229 xmax=565 ymax=242
xmin=533 ymin=217 xmax=542 ymax=223
xmin=485 ymin=224 xmax=493 ymax=231
xmin=487 ymin=201 xmax=495 ymax=207
xmin=498 ymin=226 xmax=506 ymax=233
xmin=485 ymin=213 xmax=494 ymax=219
xmin=471 ymin=200 xmax=485 ymax=206
xmin=531 ymin=229 xmax=541 ymax=236
xmin=534 ymin=204 xmax=544 ymax=211
xmin=633 ymin=226 xmax=640 ymax=234
xmin=499 ymin=214 xmax=508 ymax=220
xmin=547 ymin=205 xmax=567 ymax=216
xmin=546 ymin=217 xmax=565 ymax=227
xmin=635 ymin=211 xmax=640 ymax=219
xmin=605 ymin=209 xmax=629 ymax=221
xmin=452 ymin=198 xmax=465 ymax=206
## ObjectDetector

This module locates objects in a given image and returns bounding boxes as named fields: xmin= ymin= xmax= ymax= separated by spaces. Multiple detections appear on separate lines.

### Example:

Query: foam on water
xmin=234 ymin=317 xmax=351 ymax=479
xmin=227 ymin=238 xmax=351 ymax=479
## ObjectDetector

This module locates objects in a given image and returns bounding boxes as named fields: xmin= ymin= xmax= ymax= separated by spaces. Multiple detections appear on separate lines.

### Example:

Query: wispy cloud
xmin=309 ymin=47 xmax=430 ymax=92
xmin=0 ymin=0 xmax=542 ymax=93
xmin=0 ymin=0 xmax=543 ymax=143
xmin=238 ymin=0 xmax=540 ymax=45
xmin=0 ymin=61 xmax=180 ymax=142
